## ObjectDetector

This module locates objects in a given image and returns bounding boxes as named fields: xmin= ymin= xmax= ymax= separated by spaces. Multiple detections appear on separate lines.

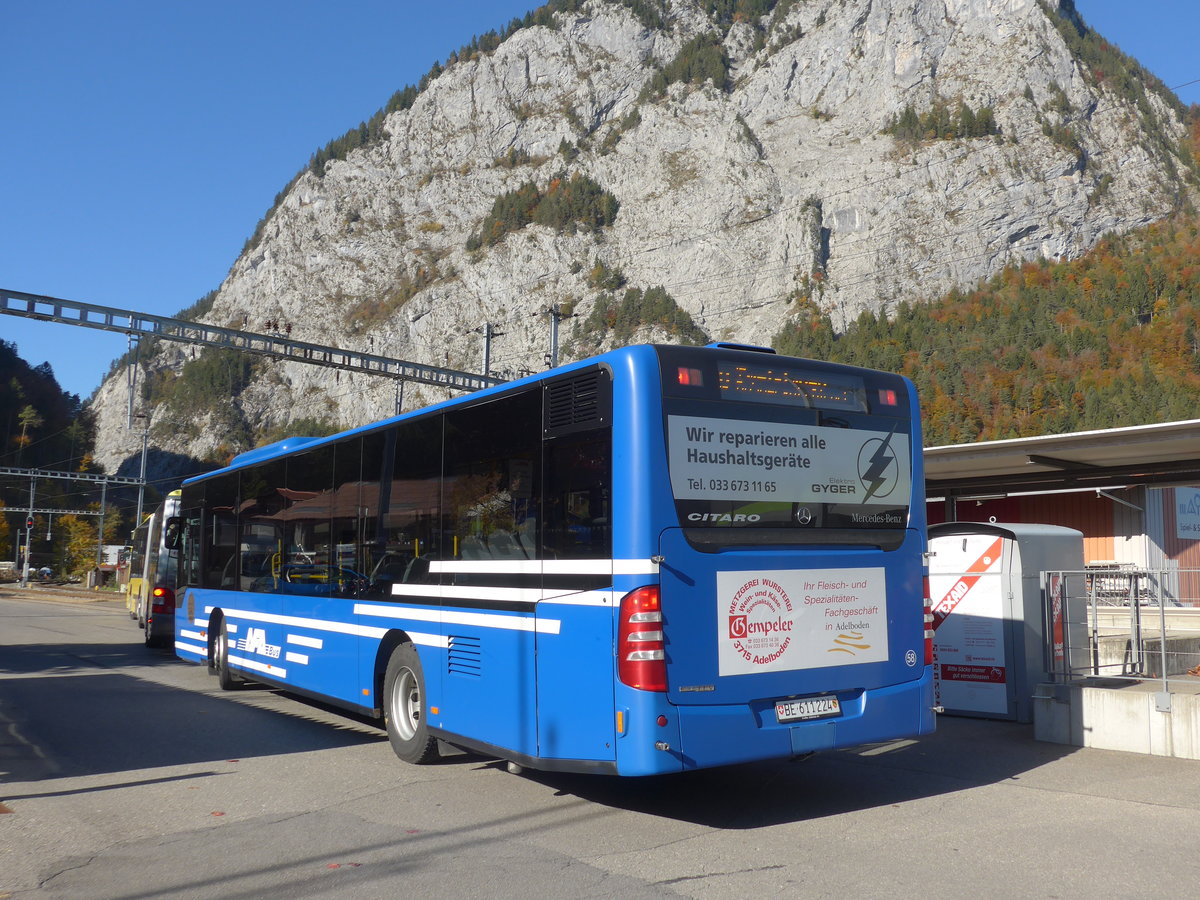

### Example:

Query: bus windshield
xmin=658 ymin=347 xmax=913 ymax=548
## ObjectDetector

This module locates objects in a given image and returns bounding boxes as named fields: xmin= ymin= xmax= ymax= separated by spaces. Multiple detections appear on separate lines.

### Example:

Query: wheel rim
xmin=391 ymin=667 xmax=420 ymax=741
xmin=216 ymin=630 xmax=227 ymax=672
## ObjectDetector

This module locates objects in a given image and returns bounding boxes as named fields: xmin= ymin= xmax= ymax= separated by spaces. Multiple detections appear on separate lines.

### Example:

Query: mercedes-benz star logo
xmin=796 ymin=507 xmax=813 ymax=525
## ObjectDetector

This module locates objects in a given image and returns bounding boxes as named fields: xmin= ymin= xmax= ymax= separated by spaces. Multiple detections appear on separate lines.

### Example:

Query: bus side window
xmin=445 ymin=391 xmax=541 ymax=562
xmin=543 ymin=433 xmax=611 ymax=560
xmin=379 ymin=416 xmax=443 ymax=589
xmin=164 ymin=517 xmax=183 ymax=551
xmin=201 ymin=473 xmax=239 ymax=590
xmin=180 ymin=513 xmax=201 ymax=588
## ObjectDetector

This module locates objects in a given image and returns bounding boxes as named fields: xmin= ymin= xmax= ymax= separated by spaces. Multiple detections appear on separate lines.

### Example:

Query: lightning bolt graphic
xmin=861 ymin=426 xmax=897 ymax=501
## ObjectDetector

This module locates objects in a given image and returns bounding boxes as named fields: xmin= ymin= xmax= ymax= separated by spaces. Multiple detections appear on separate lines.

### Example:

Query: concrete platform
xmin=1034 ymin=677 xmax=1200 ymax=760
xmin=1093 ymin=632 xmax=1200 ymax=678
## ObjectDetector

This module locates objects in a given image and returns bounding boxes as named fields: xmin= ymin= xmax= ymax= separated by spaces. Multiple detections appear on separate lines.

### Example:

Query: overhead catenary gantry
xmin=0 ymin=287 xmax=506 ymax=393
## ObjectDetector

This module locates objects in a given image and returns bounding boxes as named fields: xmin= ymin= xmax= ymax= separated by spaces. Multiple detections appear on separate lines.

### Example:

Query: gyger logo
xmin=857 ymin=426 xmax=899 ymax=501
xmin=726 ymin=576 xmax=795 ymax=667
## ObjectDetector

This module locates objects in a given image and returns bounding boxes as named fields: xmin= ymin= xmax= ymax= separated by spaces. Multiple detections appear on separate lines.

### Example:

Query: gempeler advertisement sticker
xmin=667 ymin=415 xmax=911 ymax=506
xmin=717 ymin=568 xmax=889 ymax=676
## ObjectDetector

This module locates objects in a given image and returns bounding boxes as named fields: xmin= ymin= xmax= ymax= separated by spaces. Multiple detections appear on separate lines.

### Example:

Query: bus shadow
xmin=0 ymin=640 xmax=183 ymax=674
xmin=0 ymin=664 xmax=383 ymax=784
xmin=518 ymin=716 xmax=1078 ymax=827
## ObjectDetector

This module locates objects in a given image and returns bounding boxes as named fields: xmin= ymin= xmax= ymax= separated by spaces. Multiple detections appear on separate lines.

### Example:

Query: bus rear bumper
xmin=669 ymin=668 xmax=936 ymax=772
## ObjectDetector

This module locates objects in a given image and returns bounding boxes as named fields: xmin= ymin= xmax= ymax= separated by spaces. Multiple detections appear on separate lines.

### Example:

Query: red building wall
xmin=927 ymin=492 xmax=1116 ymax=564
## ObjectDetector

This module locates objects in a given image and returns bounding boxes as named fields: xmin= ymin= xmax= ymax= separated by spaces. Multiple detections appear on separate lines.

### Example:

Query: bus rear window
xmin=659 ymin=348 xmax=914 ymax=548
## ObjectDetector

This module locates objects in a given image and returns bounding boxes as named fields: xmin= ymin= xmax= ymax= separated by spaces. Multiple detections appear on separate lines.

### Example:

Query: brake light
xmin=677 ymin=366 xmax=703 ymax=387
xmin=923 ymin=576 xmax=934 ymax=665
xmin=151 ymin=586 xmax=174 ymax=615
xmin=618 ymin=586 xmax=667 ymax=692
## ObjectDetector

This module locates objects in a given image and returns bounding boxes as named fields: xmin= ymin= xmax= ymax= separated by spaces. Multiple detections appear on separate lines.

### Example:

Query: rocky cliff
xmin=90 ymin=0 xmax=1196 ymax=475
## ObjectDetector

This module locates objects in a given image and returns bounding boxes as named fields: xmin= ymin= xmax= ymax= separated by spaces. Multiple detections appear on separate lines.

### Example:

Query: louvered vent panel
xmin=447 ymin=635 xmax=482 ymax=677
xmin=544 ymin=369 xmax=611 ymax=437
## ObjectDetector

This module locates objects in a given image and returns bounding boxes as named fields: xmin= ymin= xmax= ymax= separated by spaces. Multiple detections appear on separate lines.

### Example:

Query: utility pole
xmin=94 ymin=480 xmax=108 ymax=588
xmin=126 ymin=333 xmax=140 ymax=429
xmin=20 ymin=477 xmax=35 ymax=586
xmin=132 ymin=413 xmax=149 ymax=535
xmin=546 ymin=305 xmax=573 ymax=368
xmin=481 ymin=323 xmax=505 ymax=380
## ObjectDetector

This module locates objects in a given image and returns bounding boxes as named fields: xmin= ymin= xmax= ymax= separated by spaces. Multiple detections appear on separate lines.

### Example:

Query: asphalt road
xmin=2 ymin=587 xmax=1199 ymax=899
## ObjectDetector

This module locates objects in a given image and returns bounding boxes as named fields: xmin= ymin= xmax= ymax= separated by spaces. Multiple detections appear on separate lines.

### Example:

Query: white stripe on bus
xmin=356 ymin=602 xmax=561 ymax=635
xmin=428 ymin=558 xmax=658 ymax=576
xmin=285 ymin=651 xmax=309 ymax=665
xmin=287 ymin=633 xmax=324 ymax=649
xmin=206 ymin=607 xmax=388 ymax=640
xmin=229 ymin=654 xmax=286 ymax=678
xmin=197 ymin=607 xmax=450 ymax=648
xmin=389 ymin=583 xmax=612 ymax=607
xmin=175 ymin=640 xmax=206 ymax=657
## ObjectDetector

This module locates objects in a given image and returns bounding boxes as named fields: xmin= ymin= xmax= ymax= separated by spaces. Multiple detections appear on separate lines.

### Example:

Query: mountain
xmin=87 ymin=0 xmax=1197 ymax=474
xmin=776 ymin=212 xmax=1200 ymax=445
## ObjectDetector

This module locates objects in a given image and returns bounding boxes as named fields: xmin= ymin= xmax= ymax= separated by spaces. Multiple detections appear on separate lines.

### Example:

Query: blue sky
xmin=2 ymin=0 xmax=1197 ymax=401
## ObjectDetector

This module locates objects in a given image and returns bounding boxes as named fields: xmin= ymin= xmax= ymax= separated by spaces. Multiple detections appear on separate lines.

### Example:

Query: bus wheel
xmin=214 ymin=619 xmax=241 ymax=691
xmin=383 ymin=644 xmax=439 ymax=764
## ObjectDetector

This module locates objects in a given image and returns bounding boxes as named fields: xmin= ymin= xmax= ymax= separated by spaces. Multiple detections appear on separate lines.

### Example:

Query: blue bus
xmin=171 ymin=343 xmax=934 ymax=775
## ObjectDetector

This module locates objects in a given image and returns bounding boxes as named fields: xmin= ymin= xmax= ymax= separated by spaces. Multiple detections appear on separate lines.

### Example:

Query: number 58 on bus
xmin=167 ymin=343 xmax=935 ymax=776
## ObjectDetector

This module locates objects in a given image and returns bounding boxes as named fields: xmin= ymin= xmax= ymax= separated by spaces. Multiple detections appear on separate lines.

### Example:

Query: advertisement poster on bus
xmin=927 ymin=535 xmax=1008 ymax=716
xmin=716 ymin=567 xmax=889 ymax=676
xmin=667 ymin=415 xmax=911 ymax=508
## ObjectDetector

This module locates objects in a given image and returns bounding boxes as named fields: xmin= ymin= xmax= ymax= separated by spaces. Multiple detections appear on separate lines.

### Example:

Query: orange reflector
xmin=616 ymin=710 xmax=624 ymax=734
xmin=430 ymin=706 xmax=439 ymax=716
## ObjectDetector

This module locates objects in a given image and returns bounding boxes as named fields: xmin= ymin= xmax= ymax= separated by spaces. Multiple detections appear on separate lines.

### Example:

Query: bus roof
xmin=181 ymin=342 xmax=907 ymax=487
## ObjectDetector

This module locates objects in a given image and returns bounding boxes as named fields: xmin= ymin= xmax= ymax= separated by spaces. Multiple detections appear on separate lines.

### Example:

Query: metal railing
xmin=1044 ymin=567 xmax=1200 ymax=692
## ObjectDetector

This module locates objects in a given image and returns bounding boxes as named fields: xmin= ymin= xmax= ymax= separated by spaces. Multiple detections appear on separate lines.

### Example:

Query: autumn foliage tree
xmin=775 ymin=214 xmax=1200 ymax=445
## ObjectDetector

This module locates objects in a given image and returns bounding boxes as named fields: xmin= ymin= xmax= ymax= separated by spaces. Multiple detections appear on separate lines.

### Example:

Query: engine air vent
xmin=544 ymin=368 xmax=611 ymax=437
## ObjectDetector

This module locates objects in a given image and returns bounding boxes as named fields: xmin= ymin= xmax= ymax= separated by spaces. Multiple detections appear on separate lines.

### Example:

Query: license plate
xmin=775 ymin=696 xmax=841 ymax=723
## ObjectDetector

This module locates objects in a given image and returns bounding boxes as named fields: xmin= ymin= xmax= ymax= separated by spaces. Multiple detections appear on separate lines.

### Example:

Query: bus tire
xmin=213 ymin=618 xmax=241 ymax=691
xmin=383 ymin=643 xmax=438 ymax=765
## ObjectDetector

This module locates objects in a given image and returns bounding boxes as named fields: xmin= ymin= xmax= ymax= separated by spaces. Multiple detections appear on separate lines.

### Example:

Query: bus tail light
xmin=151 ymin=586 xmax=174 ymax=615
xmin=923 ymin=576 xmax=934 ymax=666
xmin=618 ymin=586 xmax=667 ymax=692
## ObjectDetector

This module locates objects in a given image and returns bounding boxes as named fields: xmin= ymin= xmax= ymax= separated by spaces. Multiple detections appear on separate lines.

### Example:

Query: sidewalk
xmin=0 ymin=582 xmax=124 ymax=605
